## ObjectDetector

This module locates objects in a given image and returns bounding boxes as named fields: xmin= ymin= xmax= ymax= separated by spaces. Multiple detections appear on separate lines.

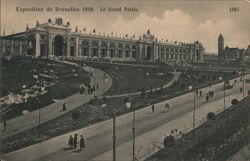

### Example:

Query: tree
xmin=231 ymin=99 xmax=239 ymax=105
xmin=207 ymin=112 xmax=216 ymax=120
xmin=163 ymin=135 xmax=175 ymax=147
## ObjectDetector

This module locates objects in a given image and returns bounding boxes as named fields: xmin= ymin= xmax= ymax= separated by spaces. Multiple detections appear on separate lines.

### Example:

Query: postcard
xmin=0 ymin=0 xmax=250 ymax=161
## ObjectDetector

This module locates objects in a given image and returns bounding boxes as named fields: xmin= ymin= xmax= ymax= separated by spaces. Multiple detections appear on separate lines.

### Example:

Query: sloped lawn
xmin=1 ymin=57 xmax=90 ymax=120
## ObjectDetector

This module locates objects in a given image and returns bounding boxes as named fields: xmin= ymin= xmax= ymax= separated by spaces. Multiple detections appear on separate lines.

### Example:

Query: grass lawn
xmin=71 ymin=60 xmax=174 ymax=95
xmin=1 ymin=57 xmax=90 ymax=120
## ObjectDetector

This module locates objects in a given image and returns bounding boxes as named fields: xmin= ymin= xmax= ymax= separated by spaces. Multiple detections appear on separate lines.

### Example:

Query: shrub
xmin=231 ymin=99 xmax=239 ymax=105
xmin=72 ymin=110 xmax=81 ymax=120
xmin=207 ymin=112 xmax=216 ymax=120
xmin=163 ymin=135 xmax=175 ymax=147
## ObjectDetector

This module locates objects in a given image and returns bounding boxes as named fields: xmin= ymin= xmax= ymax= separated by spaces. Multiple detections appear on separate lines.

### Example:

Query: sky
xmin=1 ymin=0 xmax=250 ymax=53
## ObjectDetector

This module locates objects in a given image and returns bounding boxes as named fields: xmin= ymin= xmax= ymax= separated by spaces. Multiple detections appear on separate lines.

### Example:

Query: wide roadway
xmin=2 ymin=74 xmax=250 ymax=161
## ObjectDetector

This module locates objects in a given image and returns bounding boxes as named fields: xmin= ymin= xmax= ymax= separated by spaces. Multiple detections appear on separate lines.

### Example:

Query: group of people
xmin=67 ymin=134 xmax=86 ymax=151
xmin=87 ymin=85 xmax=95 ymax=94
xmin=80 ymin=83 xmax=100 ymax=95
xmin=79 ymin=85 xmax=85 ymax=94
xmin=170 ymin=129 xmax=183 ymax=140
xmin=151 ymin=103 xmax=170 ymax=113
xmin=195 ymin=90 xmax=203 ymax=96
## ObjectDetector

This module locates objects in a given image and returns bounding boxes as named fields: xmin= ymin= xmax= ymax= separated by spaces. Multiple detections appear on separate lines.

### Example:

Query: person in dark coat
xmin=80 ymin=85 xmax=83 ymax=94
xmin=68 ymin=135 xmax=73 ymax=148
xmin=62 ymin=103 xmax=67 ymax=111
xmin=79 ymin=135 xmax=85 ymax=150
xmin=206 ymin=94 xmax=209 ymax=103
xmin=152 ymin=104 xmax=155 ymax=113
xmin=73 ymin=134 xmax=78 ymax=149
xmin=165 ymin=103 xmax=170 ymax=112
xmin=3 ymin=121 xmax=6 ymax=131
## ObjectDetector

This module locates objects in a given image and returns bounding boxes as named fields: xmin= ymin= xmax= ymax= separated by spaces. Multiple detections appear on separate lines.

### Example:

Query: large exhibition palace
xmin=0 ymin=18 xmax=205 ymax=63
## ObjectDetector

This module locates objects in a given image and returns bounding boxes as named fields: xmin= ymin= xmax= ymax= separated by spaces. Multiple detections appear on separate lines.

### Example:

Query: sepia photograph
xmin=0 ymin=0 xmax=250 ymax=161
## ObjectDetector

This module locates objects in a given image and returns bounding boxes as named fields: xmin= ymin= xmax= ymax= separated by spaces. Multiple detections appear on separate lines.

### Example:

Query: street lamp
xmin=103 ymin=73 xmax=109 ymax=96
xmin=38 ymin=85 xmax=45 ymax=138
xmin=219 ymin=76 xmax=226 ymax=116
xmin=242 ymin=68 xmax=245 ymax=99
xmin=101 ymin=103 xmax=107 ymax=118
xmin=188 ymin=85 xmax=196 ymax=133
xmin=112 ymin=108 xmax=116 ymax=161
xmin=92 ymin=68 xmax=96 ymax=97
xmin=125 ymin=97 xmax=136 ymax=161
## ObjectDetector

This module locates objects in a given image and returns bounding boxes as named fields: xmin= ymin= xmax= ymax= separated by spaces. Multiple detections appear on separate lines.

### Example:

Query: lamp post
xmin=112 ymin=108 xmax=116 ymax=161
xmin=92 ymin=68 xmax=96 ymax=97
xmin=125 ymin=97 xmax=135 ymax=161
xmin=38 ymin=85 xmax=45 ymax=138
xmin=219 ymin=76 xmax=226 ymax=114
xmin=188 ymin=85 xmax=196 ymax=133
xmin=242 ymin=68 xmax=245 ymax=99
xmin=103 ymin=73 xmax=105 ymax=96
xmin=100 ymin=72 xmax=109 ymax=97
xmin=37 ymin=97 xmax=41 ymax=138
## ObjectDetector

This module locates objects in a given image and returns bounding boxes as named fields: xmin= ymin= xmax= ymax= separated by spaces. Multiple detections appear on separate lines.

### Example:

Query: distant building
xmin=0 ymin=36 xmax=27 ymax=56
xmin=0 ymin=18 xmax=205 ymax=63
xmin=243 ymin=45 xmax=250 ymax=63
xmin=217 ymin=34 xmax=245 ymax=62
xmin=218 ymin=34 xmax=224 ymax=59
xmin=203 ymin=53 xmax=218 ymax=63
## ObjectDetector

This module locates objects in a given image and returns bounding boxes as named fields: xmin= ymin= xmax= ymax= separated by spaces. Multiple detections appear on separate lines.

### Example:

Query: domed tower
xmin=218 ymin=34 xmax=224 ymax=59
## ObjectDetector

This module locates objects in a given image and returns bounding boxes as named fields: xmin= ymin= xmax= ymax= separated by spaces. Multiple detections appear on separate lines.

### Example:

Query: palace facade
xmin=0 ymin=18 xmax=204 ymax=63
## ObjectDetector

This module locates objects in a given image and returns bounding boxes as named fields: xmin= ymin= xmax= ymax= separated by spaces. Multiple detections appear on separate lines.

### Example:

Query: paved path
xmin=0 ymin=61 xmax=112 ymax=139
xmin=106 ymin=72 xmax=181 ymax=98
xmin=2 ymin=74 xmax=249 ymax=161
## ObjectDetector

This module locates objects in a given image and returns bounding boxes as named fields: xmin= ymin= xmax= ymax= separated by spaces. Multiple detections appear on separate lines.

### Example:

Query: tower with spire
xmin=218 ymin=34 xmax=224 ymax=59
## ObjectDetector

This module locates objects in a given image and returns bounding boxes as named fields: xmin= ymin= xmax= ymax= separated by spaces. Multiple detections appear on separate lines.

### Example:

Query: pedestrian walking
xmin=165 ymin=103 xmax=170 ymax=112
xmin=73 ymin=134 xmax=78 ymax=149
xmin=68 ymin=135 xmax=73 ymax=149
xmin=196 ymin=90 xmax=198 ymax=96
xmin=3 ymin=121 xmax=6 ymax=131
xmin=206 ymin=94 xmax=209 ymax=103
xmin=80 ymin=85 xmax=83 ymax=94
xmin=62 ymin=103 xmax=67 ymax=111
xmin=80 ymin=85 xmax=85 ymax=94
xmin=199 ymin=90 xmax=202 ymax=96
xmin=152 ymin=104 xmax=155 ymax=113
xmin=174 ymin=129 xmax=178 ymax=140
xmin=240 ymin=87 xmax=243 ymax=93
xmin=79 ymin=135 xmax=85 ymax=151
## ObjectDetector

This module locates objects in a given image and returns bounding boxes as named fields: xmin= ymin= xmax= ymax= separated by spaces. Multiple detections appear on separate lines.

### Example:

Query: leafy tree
xmin=207 ymin=112 xmax=216 ymax=120
xmin=163 ymin=135 xmax=175 ymax=147
xmin=231 ymin=99 xmax=239 ymax=105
